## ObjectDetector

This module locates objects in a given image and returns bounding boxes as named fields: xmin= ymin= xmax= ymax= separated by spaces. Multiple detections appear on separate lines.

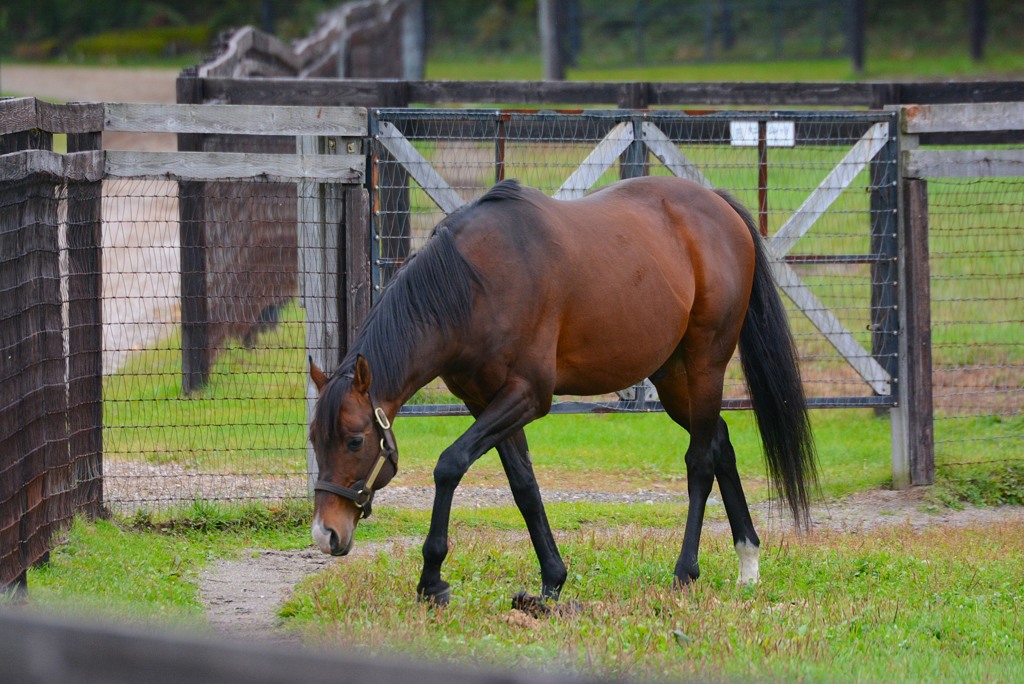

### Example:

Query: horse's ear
xmin=309 ymin=357 xmax=328 ymax=393
xmin=352 ymin=354 xmax=372 ymax=395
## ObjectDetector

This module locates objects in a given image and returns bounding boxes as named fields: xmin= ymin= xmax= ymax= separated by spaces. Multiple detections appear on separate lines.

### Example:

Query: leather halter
xmin=313 ymin=378 xmax=398 ymax=519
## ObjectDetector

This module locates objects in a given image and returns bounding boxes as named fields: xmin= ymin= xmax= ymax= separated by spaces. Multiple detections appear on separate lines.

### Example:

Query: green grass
xmin=20 ymin=490 xmax=1024 ymax=682
xmin=19 ymin=500 xmax=313 ymax=624
xmin=426 ymin=53 xmax=1024 ymax=83
xmin=104 ymin=304 xmax=307 ymax=472
xmin=279 ymin=521 xmax=1024 ymax=682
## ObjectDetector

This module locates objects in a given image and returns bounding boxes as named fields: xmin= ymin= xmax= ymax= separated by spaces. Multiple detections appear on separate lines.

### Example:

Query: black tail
xmin=716 ymin=190 xmax=819 ymax=528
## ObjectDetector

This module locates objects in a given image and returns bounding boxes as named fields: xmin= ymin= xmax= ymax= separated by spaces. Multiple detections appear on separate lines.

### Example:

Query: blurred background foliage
xmin=2 ymin=0 xmax=1022 ymax=69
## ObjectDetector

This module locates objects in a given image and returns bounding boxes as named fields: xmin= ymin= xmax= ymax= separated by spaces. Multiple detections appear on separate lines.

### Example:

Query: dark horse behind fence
xmin=309 ymin=176 xmax=817 ymax=606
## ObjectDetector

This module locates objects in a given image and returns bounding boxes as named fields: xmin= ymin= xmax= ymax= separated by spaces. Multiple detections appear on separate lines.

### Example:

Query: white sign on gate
xmin=729 ymin=120 xmax=795 ymax=147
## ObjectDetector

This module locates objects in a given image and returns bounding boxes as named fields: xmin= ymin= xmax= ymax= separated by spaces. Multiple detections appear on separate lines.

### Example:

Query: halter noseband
xmin=313 ymin=376 xmax=398 ymax=519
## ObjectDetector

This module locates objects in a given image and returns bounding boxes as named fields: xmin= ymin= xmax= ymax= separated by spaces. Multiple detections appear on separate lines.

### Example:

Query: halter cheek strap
xmin=313 ymin=388 xmax=399 ymax=519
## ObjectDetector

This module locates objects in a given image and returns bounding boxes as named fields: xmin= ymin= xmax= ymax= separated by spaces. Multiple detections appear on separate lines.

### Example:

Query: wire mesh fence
xmin=101 ymin=178 xmax=314 ymax=512
xmin=926 ymin=177 xmax=1024 ymax=472
xmin=1 ymin=174 xmax=102 ymax=587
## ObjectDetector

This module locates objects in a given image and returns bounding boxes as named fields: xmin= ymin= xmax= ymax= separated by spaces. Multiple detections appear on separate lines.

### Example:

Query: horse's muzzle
xmin=312 ymin=517 xmax=353 ymax=556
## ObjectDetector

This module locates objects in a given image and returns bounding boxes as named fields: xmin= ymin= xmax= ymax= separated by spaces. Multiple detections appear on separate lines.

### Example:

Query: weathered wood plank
xmin=768 ymin=122 xmax=890 ymax=259
xmin=0 ymin=98 xmax=38 ymax=135
xmin=38 ymin=101 xmax=105 ymax=135
xmin=904 ymin=148 xmax=1024 ymax=178
xmin=900 ymin=179 xmax=935 ymax=486
xmin=640 ymin=122 xmax=713 ymax=188
xmin=376 ymin=121 xmax=465 ymax=213
xmin=0 ymin=99 xmax=104 ymax=137
xmin=554 ymin=121 xmax=633 ymax=200
xmin=200 ymin=79 xmax=884 ymax=108
xmin=902 ymin=102 xmax=1024 ymax=134
xmin=0 ymin=150 xmax=103 ymax=183
xmin=103 ymin=150 xmax=365 ymax=182
xmin=198 ymin=26 xmax=300 ymax=79
xmin=194 ymin=77 xmax=1024 ymax=110
xmin=770 ymin=258 xmax=892 ymax=396
xmin=202 ymin=77 xmax=385 ymax=106
xmin=66 ymin=131 xmax=104 ymax=517
xmin=104 ymin=103 xmax=367 ymax=136
xmin=343 ymin=186 xmax=373 ymax=346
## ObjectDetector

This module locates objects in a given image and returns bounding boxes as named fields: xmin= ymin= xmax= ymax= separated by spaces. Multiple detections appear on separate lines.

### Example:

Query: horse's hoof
xmin=417 ymin=584 xmax=451 ymax=608
xmin=673 ymin=572 xmax=699 ymax=589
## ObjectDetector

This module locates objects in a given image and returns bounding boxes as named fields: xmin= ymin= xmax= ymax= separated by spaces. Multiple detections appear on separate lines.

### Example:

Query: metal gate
xmin=368 ymin=109 xmax=899 ymax=416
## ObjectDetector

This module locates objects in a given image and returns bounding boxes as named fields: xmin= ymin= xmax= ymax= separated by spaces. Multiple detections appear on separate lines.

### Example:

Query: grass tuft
xmin=935 ymin=463 xmax=1024 ymax=508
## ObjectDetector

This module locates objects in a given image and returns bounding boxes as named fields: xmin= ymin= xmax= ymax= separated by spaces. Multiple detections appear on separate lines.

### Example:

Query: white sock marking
xmin=735 ymin=539 xmax=760 ymax=585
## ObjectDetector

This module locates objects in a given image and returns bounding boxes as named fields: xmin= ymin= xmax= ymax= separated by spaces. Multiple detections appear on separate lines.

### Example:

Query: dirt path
xmin=2 ymin=64 xmax=178 ymax=104
xmin=198 ymin=488 xmax=1024 ymax=644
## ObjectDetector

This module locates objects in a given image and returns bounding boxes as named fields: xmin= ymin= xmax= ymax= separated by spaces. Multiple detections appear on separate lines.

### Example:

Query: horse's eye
xmin=345 ymin=435 xmax=365 ymax=452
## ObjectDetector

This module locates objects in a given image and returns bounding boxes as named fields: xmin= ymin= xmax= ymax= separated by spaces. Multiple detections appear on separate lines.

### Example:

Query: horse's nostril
xmin=329 ymin=530 xmax=340 ymax=553
xmin=328 ymin=529 xmax=351 ymax=556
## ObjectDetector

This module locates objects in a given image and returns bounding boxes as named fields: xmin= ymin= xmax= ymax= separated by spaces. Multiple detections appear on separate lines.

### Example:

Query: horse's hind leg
xmin=654 ymin=352 xmax=758 ymax=585
xmin=652 ymin=362 xmax=718 ymax=585
xmin=496 ymin=429 xmax=567 ymax=599
xmin=712 ymin=418 xmax=761 ymax=585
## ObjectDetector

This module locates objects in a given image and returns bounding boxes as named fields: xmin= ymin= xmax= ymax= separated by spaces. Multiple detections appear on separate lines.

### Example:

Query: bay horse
xmin=309 ymin=176 xmax=817 ymax=606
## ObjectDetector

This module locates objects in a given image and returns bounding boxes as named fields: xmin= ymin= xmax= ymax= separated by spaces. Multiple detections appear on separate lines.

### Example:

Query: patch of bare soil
xmin=200 ymin=548 xmax=335 ymax=646
xmin=197 ymin=488 xmax=1024 ymax=644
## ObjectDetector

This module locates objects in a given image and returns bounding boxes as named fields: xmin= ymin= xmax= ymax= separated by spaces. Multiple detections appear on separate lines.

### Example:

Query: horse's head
xmin=309 ymin=355 xmax=398 ymax=556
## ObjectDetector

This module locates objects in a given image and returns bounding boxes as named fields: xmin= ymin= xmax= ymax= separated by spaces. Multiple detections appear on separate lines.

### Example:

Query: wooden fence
xmin=0 ymin=96 xmax=366 ymax=591
xmin=895 ymin=102 xmax=1024 ymax=485
xmin=0 ymin=99 xmax=104 ymax=593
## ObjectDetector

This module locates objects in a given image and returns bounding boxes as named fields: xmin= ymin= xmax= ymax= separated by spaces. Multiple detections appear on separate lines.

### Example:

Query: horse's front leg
xmin=417 ymin=380 xmax=540 ymax=606
xmin=496 ymin=429 xmax=566 ymax=600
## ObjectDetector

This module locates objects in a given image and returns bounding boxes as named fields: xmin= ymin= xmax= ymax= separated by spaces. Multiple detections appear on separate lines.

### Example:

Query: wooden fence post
xmin=342 ymin=185 xmax=372 ymax=348
xmin=66 ymin=130 xmax=104 ymax=517
xmin=179 ymin=180 xmax=210 ymax=394
xmin=177 ymin=71 xmax=211 ymax=394
xmin=300 ymin=136 xmax=372 ymax=492
xmin=898 ymin=178 xmax=935 ymax=485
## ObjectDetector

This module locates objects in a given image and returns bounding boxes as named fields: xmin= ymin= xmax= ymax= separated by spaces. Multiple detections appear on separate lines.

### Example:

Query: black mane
xmin=312 ymin=222 xmax=483 ymax=444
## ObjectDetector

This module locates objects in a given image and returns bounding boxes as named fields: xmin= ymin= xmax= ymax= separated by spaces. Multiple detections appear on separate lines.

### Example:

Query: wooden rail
xmin=902 ymin=102 xmax=1024 ymax=178
xmin=194 ymin=0 xmax=409 ymax=81
xmin=190 ymin=77 xmax=1024 ymax=111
